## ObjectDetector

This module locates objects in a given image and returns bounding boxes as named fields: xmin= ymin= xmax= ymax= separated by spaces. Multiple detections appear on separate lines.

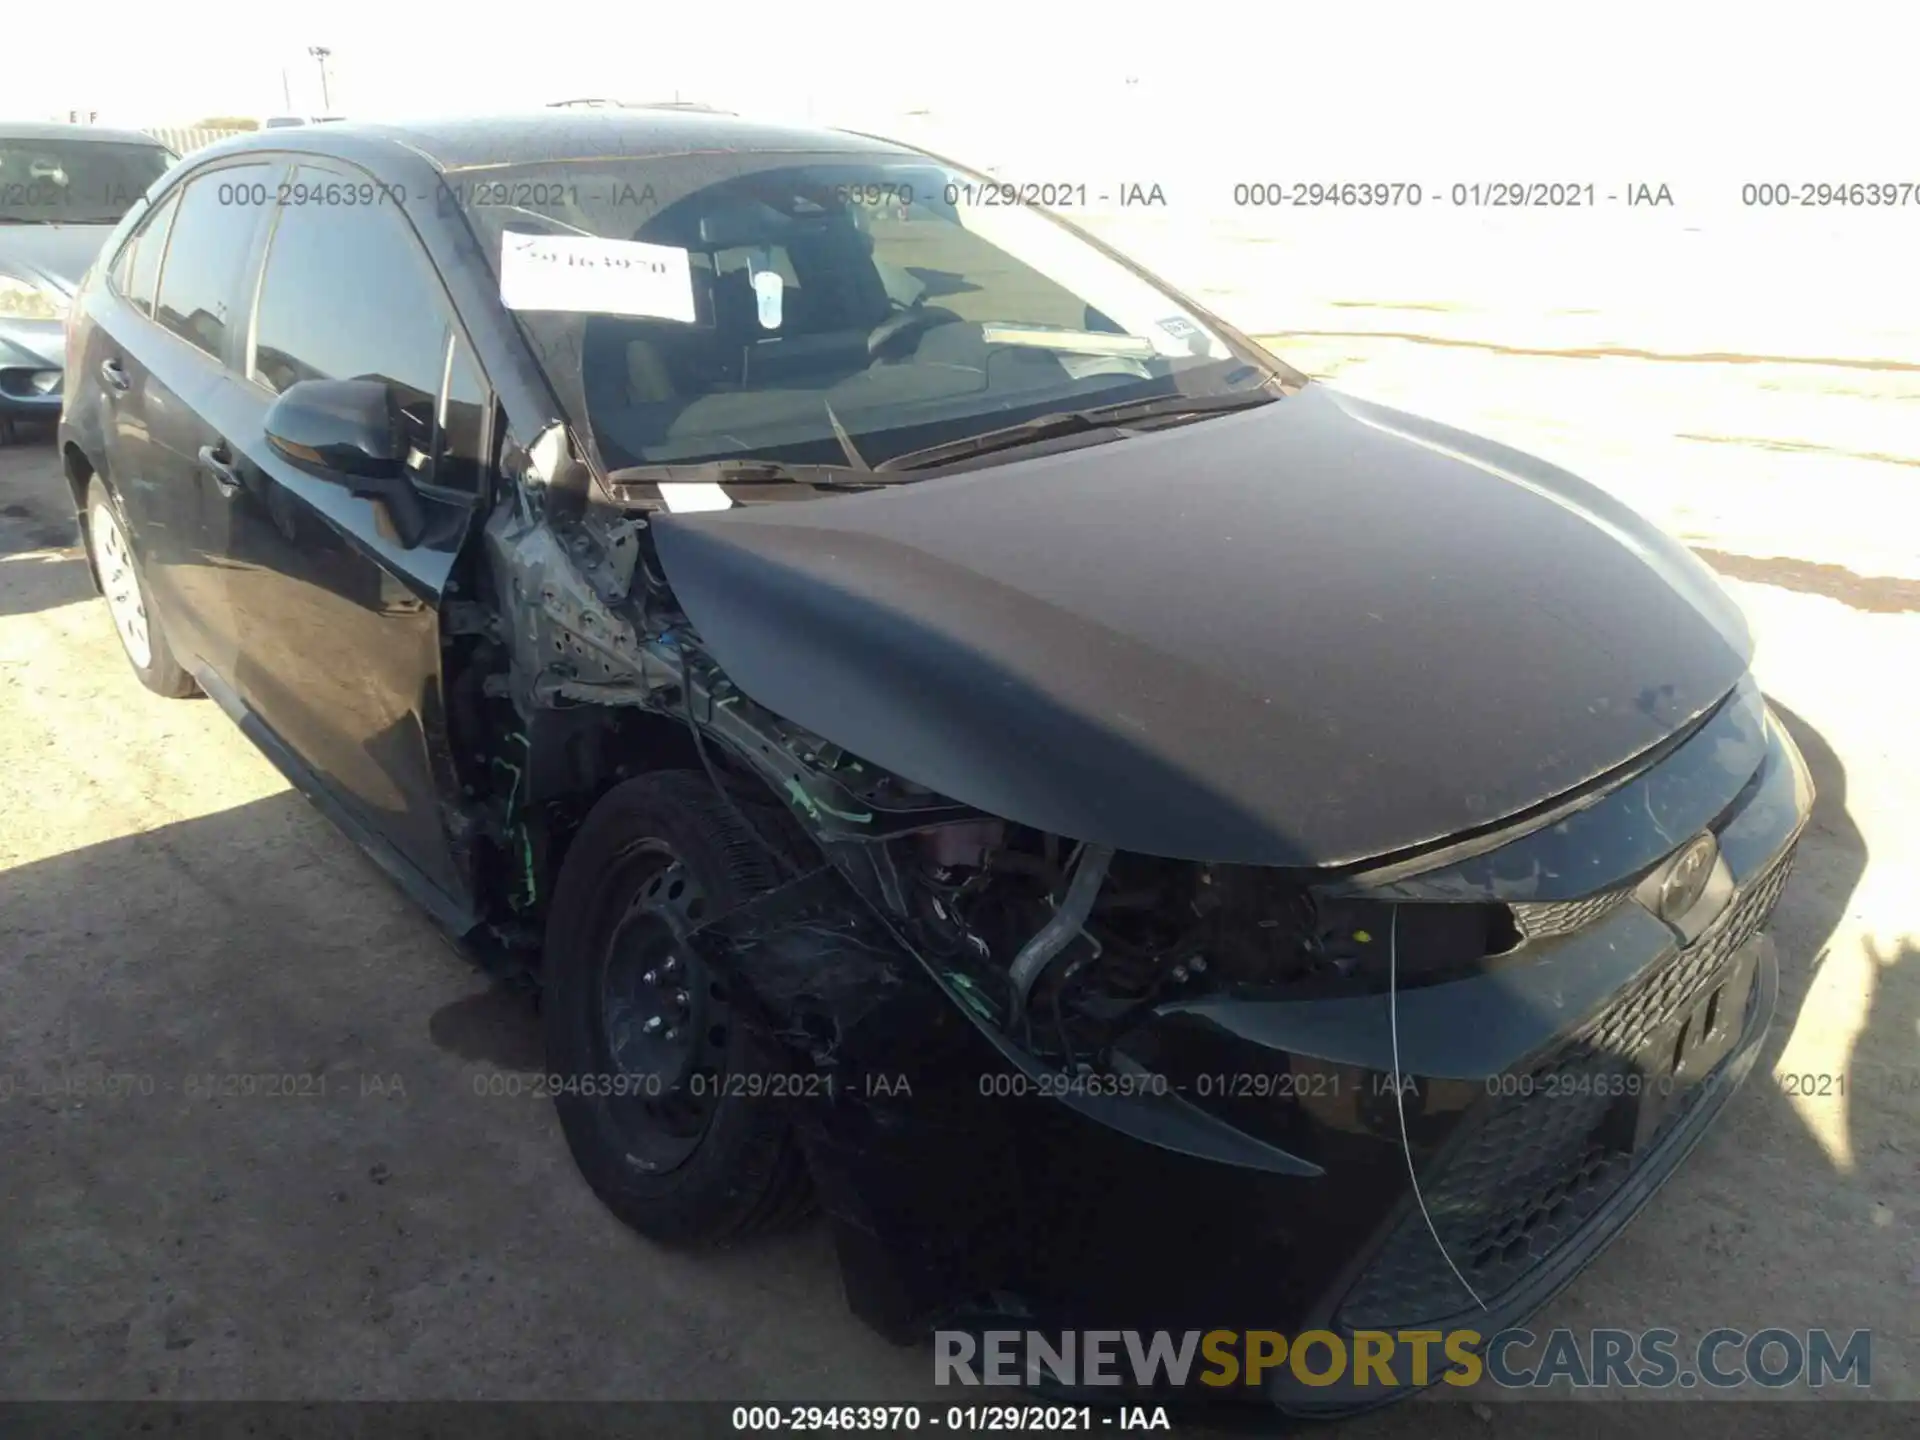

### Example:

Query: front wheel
xmin=86 ymin=480 xmax=196 ymax=697
xmin=541 ymin=771 xmax=814 ymax=1244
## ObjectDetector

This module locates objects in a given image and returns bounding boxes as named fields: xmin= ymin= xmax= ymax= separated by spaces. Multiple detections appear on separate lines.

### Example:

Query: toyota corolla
xmin=56 ymin=112 xmax=1810 ymax=1413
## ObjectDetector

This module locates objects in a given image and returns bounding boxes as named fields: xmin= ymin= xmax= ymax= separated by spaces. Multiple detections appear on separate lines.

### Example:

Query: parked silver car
xmin=0 ymin=121 xmax=175 ymax=439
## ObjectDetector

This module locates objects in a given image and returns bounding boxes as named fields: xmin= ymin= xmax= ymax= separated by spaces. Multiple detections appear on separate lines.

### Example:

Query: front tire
xmin=86 ymin=480 xmax=196 ymax=698
xmin=542 ymin=771 xmax=814 ymax=1244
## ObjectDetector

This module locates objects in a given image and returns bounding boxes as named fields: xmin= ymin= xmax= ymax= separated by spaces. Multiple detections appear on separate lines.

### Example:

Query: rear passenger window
xmin=115 ymin=188 xmax=180 ymax=318
xmin=153 ymin=165 xmax=270 ymax=357
xmin=251 ymin=167 xmax=476 ymax=486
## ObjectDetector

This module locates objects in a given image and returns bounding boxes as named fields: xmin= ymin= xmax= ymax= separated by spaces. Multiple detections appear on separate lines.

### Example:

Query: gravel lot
xmin=2 ymin=288 xmax=1916 ymax=1432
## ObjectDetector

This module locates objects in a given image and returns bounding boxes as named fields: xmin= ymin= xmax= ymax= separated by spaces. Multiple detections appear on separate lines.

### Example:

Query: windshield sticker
xmin=981 ymin=326 xmax=1157 ymax=357
xmin=752 ymin=270 xmax=784 ymax=330
xmin=1157 ymin=316 xmax=1200 ymax=340
xmin=955 ymin=201 xmax=1232 ymax=359
xmin=1057 ymin=353 xmax=1154 ymax=382
xmin=498 ymin=232 xmax=696 ymax=322
xmin=657 ymin=482 xmax=734 ymax=513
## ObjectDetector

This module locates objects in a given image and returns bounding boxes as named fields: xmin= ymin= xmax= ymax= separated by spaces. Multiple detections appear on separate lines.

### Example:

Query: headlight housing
xmin=0 ymin=274 xmax=70 ymax=322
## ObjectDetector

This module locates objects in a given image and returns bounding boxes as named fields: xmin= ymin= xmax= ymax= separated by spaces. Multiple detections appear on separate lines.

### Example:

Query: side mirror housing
xmin=263 ymin=377 xmax=405 ymax=489
xmin=263 ymin=378 xmax=426 ymax=544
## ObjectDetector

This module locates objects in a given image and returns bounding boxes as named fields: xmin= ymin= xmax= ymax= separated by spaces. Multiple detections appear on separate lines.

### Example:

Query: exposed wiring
xmin=670 ymin=631 xmax=799 ymax=882
xmin=1388 ymin=902 xmax=1488 ymax=1313
xmin=489 ymin=733 xmax=538 ymax=909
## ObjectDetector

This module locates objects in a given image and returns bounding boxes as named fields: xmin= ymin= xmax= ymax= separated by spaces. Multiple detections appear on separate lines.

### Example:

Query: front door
xmin=212 ymin=161 xmax=492 ymax=911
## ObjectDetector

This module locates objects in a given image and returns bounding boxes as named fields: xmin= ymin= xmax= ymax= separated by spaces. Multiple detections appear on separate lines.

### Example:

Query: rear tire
xmin=86 ymin=480 xmax=196 ymax=698
xmin=542 ymin=770 xmax=814 ymax=1244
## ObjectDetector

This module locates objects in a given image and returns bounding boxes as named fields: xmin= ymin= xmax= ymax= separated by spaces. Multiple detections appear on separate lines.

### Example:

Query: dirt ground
xmin=1 ymin=304 xmax=1916 ymax=1432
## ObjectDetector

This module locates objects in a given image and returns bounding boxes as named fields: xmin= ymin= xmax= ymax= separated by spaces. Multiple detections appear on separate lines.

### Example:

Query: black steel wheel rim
xmin=592 ymin=844 xmax=733 ymax=1172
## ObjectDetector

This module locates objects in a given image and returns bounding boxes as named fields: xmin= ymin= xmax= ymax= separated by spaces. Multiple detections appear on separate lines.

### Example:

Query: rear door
xmin=82 ymin=167 xmax=281 ymax=675
xmin=88 ymin=186 xmax=182 ymax=612
xmin=203 ymin=160 xmax=492 ymax=909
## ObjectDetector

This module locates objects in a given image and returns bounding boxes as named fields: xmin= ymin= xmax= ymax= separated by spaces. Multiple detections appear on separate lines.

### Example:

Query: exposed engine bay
xmin=462 ymin=429 xmax=1524 ymax=1075
xmin=886 ymin=821 xmax=1521 ymax=1066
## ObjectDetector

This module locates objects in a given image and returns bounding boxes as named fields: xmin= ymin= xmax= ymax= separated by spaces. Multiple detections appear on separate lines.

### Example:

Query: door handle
xmin=99 ymin=358 xmax=131 ymax=393
xmin=197 ymin=442 xmax=242 ymax=496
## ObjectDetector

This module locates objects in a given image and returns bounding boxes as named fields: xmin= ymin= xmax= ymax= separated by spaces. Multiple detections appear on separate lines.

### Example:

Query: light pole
xmin=308 ymin=46 xmax=332 ymax=113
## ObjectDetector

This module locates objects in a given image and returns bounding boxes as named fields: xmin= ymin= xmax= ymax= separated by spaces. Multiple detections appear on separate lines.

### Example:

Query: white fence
xmin=142 ymin=126 xmax=251 ymax=157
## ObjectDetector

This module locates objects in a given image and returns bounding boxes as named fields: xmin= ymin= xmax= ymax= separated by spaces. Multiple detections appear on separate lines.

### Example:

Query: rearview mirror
xmin=263 ymin=378 xmax=426 ymax=545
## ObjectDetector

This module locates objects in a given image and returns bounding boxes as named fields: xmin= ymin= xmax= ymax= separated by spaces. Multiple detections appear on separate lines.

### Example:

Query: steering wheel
xmin=867 ymin=305 xmax=961 ymax=360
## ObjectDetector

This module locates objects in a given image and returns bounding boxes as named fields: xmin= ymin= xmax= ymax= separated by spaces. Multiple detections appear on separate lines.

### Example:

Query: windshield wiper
xmin=872 ymin=386 xmax=1280 ymax=473
xmin=604 ymin=457 xmax=913 ymax=491
xmin=599 ymin=387 xmax=1278 ymax=492
xmin=822 ymin=398 xmax=873 ymax=471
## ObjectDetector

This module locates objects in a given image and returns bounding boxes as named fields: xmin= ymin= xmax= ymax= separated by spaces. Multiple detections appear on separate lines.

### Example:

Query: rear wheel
xmin=542 ymin=771 xmax=813 ymax=1244
xmin=86 ymin=481 xmax=196 ymax=698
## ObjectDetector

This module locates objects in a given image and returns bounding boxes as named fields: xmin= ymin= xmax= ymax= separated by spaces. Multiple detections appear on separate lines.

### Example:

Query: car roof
xmin=202 ymin=109 xmax=913 ymax=173
xmin=0 ymin=121 xmax=174 ymax=148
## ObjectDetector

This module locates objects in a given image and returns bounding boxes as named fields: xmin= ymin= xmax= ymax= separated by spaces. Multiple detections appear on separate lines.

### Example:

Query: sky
xmin=22 ymin=1 xmax=1916 ymax=176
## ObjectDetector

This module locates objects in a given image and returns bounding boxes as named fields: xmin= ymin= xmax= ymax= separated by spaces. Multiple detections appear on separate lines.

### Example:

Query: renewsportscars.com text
xmin=936 ymin=1326 xmax=1872 ymax=1392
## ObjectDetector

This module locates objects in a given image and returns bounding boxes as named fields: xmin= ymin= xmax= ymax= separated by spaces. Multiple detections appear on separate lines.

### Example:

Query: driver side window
xmin=250 ymin=166 xmax=488 ymax=490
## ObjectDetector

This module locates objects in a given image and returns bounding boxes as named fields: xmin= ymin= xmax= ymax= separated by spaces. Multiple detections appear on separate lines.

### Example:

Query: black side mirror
xmin=263 ymin=377 xmax=425 ymax=545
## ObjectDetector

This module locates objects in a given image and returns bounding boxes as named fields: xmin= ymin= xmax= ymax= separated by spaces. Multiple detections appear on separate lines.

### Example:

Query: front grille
xmin=1511 ymin=888 xmax=1631 ymax=939
xmin=1335 ymin=840 xmax=1797 ymax=1330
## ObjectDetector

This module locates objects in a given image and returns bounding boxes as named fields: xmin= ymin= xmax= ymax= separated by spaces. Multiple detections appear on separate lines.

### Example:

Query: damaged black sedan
xmin=58 ymin=112 xmax=1810 ymax=1411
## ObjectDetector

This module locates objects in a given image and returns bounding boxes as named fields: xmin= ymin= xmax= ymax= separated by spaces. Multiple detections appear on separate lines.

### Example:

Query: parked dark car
xmin=0 ymin=122 xmax=176 ymax=438
xmin=58 ymin=113 xmax=1810 ymax=1412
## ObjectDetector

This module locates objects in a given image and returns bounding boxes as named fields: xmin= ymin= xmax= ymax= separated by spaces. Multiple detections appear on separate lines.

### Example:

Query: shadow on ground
xmin=0 ymin=434 xmax=92 ymax=620
xmin=0 ymin=790 xmax=915 ymax=1404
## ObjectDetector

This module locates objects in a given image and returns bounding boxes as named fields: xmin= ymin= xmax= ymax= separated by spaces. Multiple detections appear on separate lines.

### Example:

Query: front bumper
xmin=1275 ymin=914 xmax=1784 ymax=1413
xmin=0 ymin=324 xmax=65 ymax=420
xmin=694 ymin=684 xmax=1812 ymax=1409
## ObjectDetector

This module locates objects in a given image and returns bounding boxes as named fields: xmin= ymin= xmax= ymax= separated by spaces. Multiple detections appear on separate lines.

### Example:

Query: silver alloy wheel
xmin=91 ymin=500 xmax=152 ymax=670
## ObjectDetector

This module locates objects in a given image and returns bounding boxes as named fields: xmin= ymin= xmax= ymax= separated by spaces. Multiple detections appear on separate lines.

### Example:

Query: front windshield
xmin=0 ymin=139 xmax=174 ymax=224
xmin=456 ymin=151 xmax=1288 ymax=472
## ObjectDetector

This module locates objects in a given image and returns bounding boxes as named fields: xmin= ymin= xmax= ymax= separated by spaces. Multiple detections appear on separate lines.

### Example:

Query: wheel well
xmin=62 ymin=443 xmax=103 ymax=581
xmin=472 ymin=700 xmax=797 ymax=938
xmin=62 ymin=441 xmax=97 ymax=512
xmin=525 ymin=706 xmax=705 ymax=812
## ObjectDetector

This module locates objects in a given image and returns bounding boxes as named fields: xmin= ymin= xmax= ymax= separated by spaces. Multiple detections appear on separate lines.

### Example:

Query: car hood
xmin=649 ymin=384 xmax=1753 ymax=868
xmin=0 ymin=222 xmax=116 ymax=293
